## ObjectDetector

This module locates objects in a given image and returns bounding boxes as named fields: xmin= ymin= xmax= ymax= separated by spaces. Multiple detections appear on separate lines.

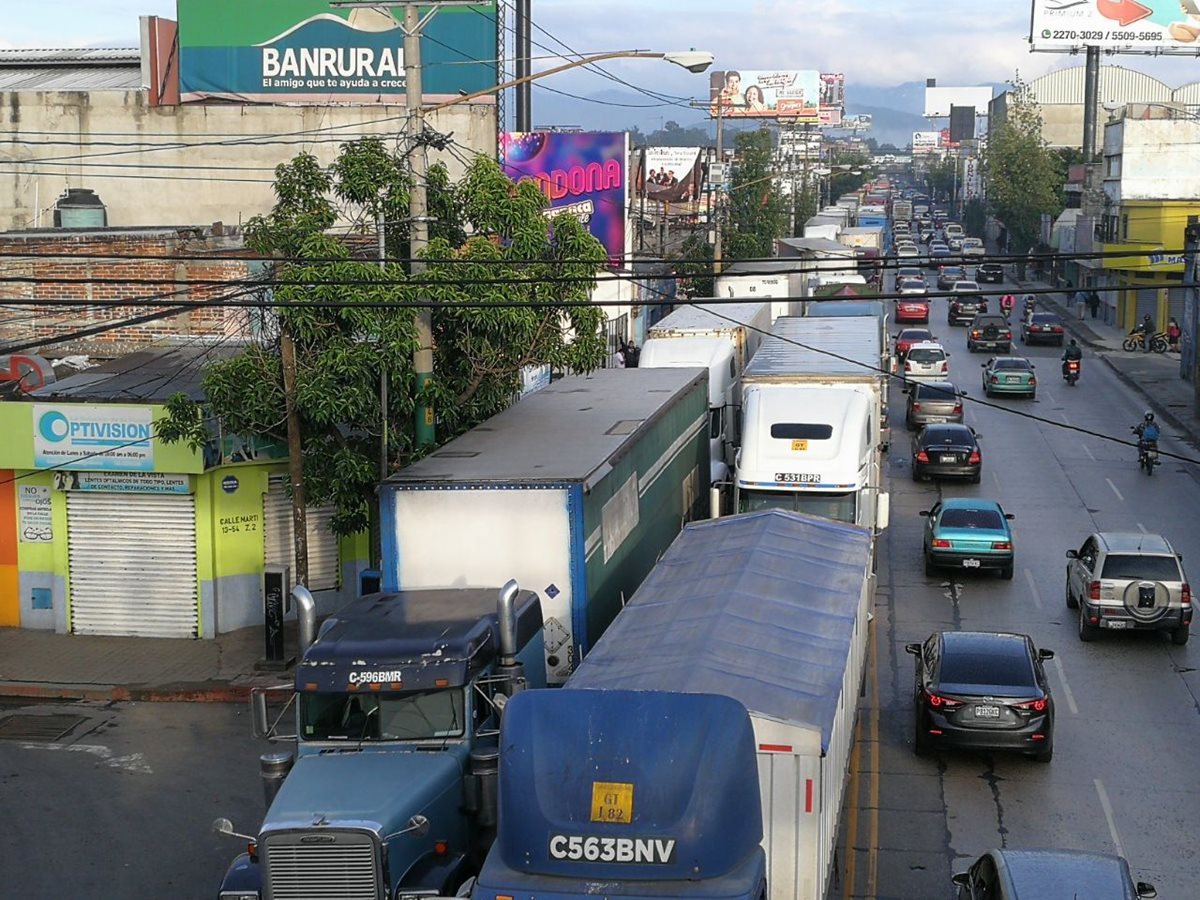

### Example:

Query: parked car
xmin=960 ymin=237 xmax=985 ymax=258
xmin=948 ymin=283 xmax=986 ymax=325
xmin=906 ymin=381 xmax=964 ymax=430
xmin=967 ymin=314 xmax=1013 ymax=353
xmin=975 ymin=262 xmax=1005 ymax=283
xmin=903 ymin=341 xmax=950 ymax=385
xmin=895 ymin=327 xmax=935 ymax=362
xmin=908 ymin=631 xmax=1051 ymax=761
xmin=981 ymin=356 xmax=1037 ymax=399
xmin=1065 ymin=532 xmax=1191 ymax=645
xmin=953 ymin=849 xmax=1157 ymax=900
xmin=912 ymin=424 xmax=981 ymax=482
xmin=937 ymin=265 xmax=967 ymax=291
xmin=1021 ymin=312 xmax=1065 ymax=346
xmin=920 ymin=498 xmax=1015 ymax=579
xmin=927 ymin=243 xmax=952 ymax=269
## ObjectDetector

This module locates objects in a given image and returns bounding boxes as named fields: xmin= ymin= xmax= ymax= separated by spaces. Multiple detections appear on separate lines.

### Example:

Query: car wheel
xmin=924 ymin=555 xmax=937 ymax=577
xmin=1171 ymin=625 xmax=1190 ymax=646
xmin=1029 ymin=391 xmax=1037 ymax=400
xmin=1001 ymin=344 xmax=1011 ymax=354
xmin=1078 ymin=605 xmax=1099 ymax=642
xmin=912 ymin=467 xmax=922 ymax=482
xmin=1065 ymin=580 xmax=1078 ymax=609
xmin=1055 ymin=338 xmax=1064 ymax=347
xmin=1033 ymin=740 xmax=1054 ymax=764
xmin=1000 ymin=564 xmax=1014 ymax=580
xmin=970 ymin=472 xmax=981 ymax=484
xmin=914 ymin=711 xmax=931 ymax=756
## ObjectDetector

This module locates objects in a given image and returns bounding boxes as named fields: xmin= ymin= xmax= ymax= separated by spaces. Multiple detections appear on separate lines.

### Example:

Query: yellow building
xmin=1097 ymin=199 xmax=1197 ymax=331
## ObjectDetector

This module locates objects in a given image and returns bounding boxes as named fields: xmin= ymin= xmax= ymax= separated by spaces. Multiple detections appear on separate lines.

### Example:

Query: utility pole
xmin=1186 ymin=221 xmax=1200 ymax=414
xmin=280 ymin=331 xmax=309 ymax=587
xmin=1083 ymin=45 xmax=1100 ymax=162
xmin=714 ymin=97 xmax=725 ymax=274
xmin=378 ymin=209 xmax=389 ymax=484
xmin=514 ymin=0 xmax=531 ymax=130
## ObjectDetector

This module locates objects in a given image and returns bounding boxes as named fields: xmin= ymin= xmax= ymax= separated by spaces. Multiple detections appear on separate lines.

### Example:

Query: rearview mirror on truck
xmin=905 ymin=643 xmax=921 ymax=655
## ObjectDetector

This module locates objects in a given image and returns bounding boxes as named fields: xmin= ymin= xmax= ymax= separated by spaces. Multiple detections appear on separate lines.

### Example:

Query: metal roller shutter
xmin=264 ymin=475 xmax=340 ymax=591
xmin=67 ymin=492 xmax=199 ymax=638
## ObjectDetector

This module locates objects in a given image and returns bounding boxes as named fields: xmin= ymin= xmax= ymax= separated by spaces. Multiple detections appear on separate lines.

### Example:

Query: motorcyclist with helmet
xmin=1000 ymin=293 xmax=1015 ymax=317
xmin=1061 ymin=339 xmax=1082 ymax=383
xmin=1133 ymin=411 xmax=1161 ymax=471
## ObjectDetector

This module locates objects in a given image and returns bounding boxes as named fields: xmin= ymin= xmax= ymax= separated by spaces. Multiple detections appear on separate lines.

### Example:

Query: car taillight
xmin=931 ymin=538 xmax=951 ymax=548
xmin=971 ymin=331 xmax=981 ymax=338
xmin=1053 ymin=326 xmax=1063 ymax=332
xmin=916 ymin=451 xmax=930 ymax=463
xmin=991 ymin=541 xmax=1011 ymax=550
xmin=1089 ymin=580 xmax=1101 ymax=601
xmin=1029 ymin=377 xmax=1037 ymax=385
xmin=990 ymin=375 xmax=999 ymax=384
xmin=953 ymin=403 xmax=963 ymax=413
xmin=940 ymin=362 xmax=948 ymax=372
xmin=981 ymin=302 xmax=988 ymax=311
xmin=912 ymin=402 xmax=922 ymax=411
xmin=1183 ymin=583 xmax=1191 ymax=606
xmin=905 ymin=361 xmax=913 ymax=371
xmin=927 ymin=691 xmax=962 ymax=709
xmin=969 ymin=451 xmax=981 ymax=464
xmin=1014 ymin=698 xmax=1047 ymax=712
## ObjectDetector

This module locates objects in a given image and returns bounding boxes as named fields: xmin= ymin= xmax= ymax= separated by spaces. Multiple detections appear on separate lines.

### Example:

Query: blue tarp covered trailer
xmin=567 ymin=510 xmax=874 ymax=900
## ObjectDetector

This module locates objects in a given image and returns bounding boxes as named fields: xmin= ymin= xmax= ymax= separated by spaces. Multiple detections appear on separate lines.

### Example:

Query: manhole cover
xmin=0 ymin=714 xmax=86 ymax=742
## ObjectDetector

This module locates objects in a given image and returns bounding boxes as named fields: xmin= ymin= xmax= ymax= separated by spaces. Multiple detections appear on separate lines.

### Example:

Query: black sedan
xmin=974 ymin=262 xmax=1005 ymax=284
xmin=907 ymin=631 xmax=1055 ymax=762
xmin=936 ymin=265 xmax=967 ymax=291
xmin=911 ymin=424 xmax=981 ymax=483
xmin=1021 ymin=312 xmax=1065 ymax=346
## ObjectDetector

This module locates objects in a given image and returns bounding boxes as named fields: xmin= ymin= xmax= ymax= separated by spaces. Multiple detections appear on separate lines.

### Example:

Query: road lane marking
xmin=1023 ymin=568 xmax=1043 ymax=608
xmin=14 ymin=742 xmax=153 ymax=774
xmin=1051 ymin=656 xmax=1078 ymax=715
xmin=991 ymin=470 xmax=1002 ymax=491
xmin=1059 ymin=411 xmax=1071 ymax=426
xmin=1136 ymin=522 xmax=1147 ymax=533
xmin=1106 ymin=478 xmax=1125 ymax=502
xmin=1082 ymin=444 xmax=1096 ymax=461
xmin=1094 ymin=779 xmax=1126 ymax=857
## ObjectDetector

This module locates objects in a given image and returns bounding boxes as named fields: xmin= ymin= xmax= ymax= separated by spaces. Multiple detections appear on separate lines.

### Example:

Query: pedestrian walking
xmin=1086 ymin=290 xmax=1101 ymax=319
xmin=1168 ymin=317 xmax=1181 ymax=352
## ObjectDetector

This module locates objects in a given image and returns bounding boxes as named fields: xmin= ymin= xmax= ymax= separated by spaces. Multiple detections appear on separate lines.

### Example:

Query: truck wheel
xmin=1078 ymin=607 xmax=1099 ymax=642
xmin=1171 ymin=625 xmax=1190 ymax=646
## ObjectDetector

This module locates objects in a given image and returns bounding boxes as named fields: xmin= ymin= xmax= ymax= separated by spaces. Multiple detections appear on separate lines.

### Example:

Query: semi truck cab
xmin=214 ymin=582 xmax=545 ymax=900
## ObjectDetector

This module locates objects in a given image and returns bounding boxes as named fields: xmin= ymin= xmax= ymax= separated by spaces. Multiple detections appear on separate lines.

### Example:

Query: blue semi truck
xmin=213 ymin=581 xmax=546 ymax=900
xmin=475 ymin=688 xmax=767 ymax=900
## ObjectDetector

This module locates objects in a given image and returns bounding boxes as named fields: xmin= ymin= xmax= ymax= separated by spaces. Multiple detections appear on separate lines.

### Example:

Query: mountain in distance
xmin=525 ymin=80 xmax=1004 ymax=149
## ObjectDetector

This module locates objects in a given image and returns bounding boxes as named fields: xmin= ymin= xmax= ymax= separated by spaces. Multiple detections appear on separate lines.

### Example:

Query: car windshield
xmin=939 ymin=507 xmax=1004 ymax=530
xmin=739 ymin=489 xmax=857 ymax=523
xmin=942 ymin=267 xmax=964 ymax=276
xmin=1101 ymin=554 xmax=1181 ymax=581
xmin=908 ymin=348 xmax=944 ymax=363
xmin=993 ymin=359 xmax=1030 ymax=370
xmin=300 ymin=688 xmax=466 ymax=742
xmin=939 ymin=648 xmax=1035 ymax=688
xmin=923 ymin=427 xmax=972 ymax=445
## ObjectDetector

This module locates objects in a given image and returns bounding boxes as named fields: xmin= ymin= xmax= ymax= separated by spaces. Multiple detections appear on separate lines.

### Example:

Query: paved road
xmin=839 ymin=278 xmax=1200 ymax=898
xmin=0 ymin=697 xmax=266 ymax=897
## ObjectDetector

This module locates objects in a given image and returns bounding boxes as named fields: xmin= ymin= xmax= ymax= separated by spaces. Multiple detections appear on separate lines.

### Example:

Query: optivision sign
xmin=33 ymin=405 xmax=154 ymax=471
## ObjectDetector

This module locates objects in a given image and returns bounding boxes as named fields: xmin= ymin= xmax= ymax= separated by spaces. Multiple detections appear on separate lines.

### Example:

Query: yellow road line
xmin=842 ymin=698 xmax=865 ymax=899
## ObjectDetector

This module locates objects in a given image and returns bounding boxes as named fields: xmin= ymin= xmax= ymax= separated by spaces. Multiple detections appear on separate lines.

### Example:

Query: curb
xmin=0 ymin=680 xmax=292 ymax=704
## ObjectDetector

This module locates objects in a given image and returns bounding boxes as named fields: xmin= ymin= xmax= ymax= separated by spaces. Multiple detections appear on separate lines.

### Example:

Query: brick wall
xmin=0 ymin=228 xmax=255 ymax=356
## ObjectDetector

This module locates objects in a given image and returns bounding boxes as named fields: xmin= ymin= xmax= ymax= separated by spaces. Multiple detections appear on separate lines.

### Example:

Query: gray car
xmin=905 ymin=381 xmax=963 ymax=430
xmin=1065 ymin=532 xmax=1192 ymax=644
xmin=954 ymin=848 xmax=1157 ymax=899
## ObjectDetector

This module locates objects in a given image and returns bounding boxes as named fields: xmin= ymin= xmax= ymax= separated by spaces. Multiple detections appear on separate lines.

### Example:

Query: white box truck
xmin=736 ymin=316 xmax=890 ymax=540
xmin=567 ymin=509 xmax=875 ymax=900
xmin=641 ymin=301 xmax=771 ymax=484
xmin=714 ymin=260 xmax=804 ymax=320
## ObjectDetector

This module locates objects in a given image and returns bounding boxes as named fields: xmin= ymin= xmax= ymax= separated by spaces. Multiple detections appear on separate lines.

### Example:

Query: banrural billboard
xmin=177 ymin=0 xmax=498 ymax=102
xmin=1030 ymin=0 xmax=1200 ymax=51
xmin=709 ymin=70 xmax=821 ymax=121
xmin=501 ymin=132 xmax=630 ymax=268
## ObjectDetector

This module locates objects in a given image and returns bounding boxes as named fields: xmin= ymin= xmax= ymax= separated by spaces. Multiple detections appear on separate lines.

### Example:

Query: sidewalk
xmin=0 ymin=622 xmax=295 ymax=703
xmin=1018 ymin=277 xmax=1200 ymax=449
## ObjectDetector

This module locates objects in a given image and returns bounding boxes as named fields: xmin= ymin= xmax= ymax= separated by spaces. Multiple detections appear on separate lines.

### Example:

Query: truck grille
xmin=263 ymin=830 xmax=381 ymax=900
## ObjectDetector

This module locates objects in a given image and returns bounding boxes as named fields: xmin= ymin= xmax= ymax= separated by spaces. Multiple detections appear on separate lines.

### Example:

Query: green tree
xmin=672 ymin=234 xmax=714 ymax=298
xmin=725 ymin=128 xmax=789 ymax=259
xmin=160 ymin=139 xmax=607 ymax=537
xmin=984 ymin=75 xmax=1065 ymax=254
xmin=791 ymin=180 xmax=818 ymax=238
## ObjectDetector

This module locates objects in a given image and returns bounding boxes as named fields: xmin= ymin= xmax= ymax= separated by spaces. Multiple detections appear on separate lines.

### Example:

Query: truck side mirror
xmin=905 ymin=643 xmax=921 ymax=656
xmin=876 ymin=492 xmax=890 ymax=531
xmin=1065 ymin=549 xmax=1078 ymax=559
xmin=1037 ymin=648 xmax=1055 ymax=660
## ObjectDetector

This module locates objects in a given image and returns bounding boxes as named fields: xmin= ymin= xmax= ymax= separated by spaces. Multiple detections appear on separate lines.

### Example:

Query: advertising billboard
xmin=819 ymin=72 xmax=845 ymax=108
xmin=637 ymin=147 xmax=703 ymax=204
xmin=819 ymin=106 xmax=844 ymax=126
xmin=912 ymin=131 xmax=942 ymax=154
xmin=709 ymin=70 xmax=821 ymax=121
xmin=843 ymin=113 xmax=873 ymax=130
xmin=1031 ymin=0 xmax=1200 ymax=51
xmin=501 ymin=132 xmax=629 ymax=268
xmin=924 ymin=85 xmax=993 ymax=118
xmin=177 ymin=0 xmax=498 ymax=103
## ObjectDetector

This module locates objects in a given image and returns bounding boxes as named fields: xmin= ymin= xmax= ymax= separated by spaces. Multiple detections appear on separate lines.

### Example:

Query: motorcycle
xmin=1062 ymin=359 xmax=1080 ymax=386
xmin=1131 ymin=426 xmax=1159 ymax=475
xmin=1122 ymin=330 xmax=1169 ymax=353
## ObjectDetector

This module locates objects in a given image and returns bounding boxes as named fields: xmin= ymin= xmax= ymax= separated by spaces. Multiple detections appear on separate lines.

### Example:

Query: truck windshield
xmin=738 ymin=489 xmax=857 ymax=523
xmin=300 ymin=689 xmax=465 ymax=742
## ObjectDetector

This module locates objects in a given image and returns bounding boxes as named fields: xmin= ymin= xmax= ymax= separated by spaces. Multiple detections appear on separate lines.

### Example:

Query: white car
xmin=903 ymin=341 xmax=950 ymax=385
xmin=960 ymin=237 xmax=985 ymax=258
xmin=898 ymin=276 xmax=928 ymax=295
xmin=897 ymin=244 xmax=921 ymax=260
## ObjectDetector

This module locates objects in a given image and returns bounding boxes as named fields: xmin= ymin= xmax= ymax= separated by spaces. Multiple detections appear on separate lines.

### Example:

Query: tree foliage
xmin=984 ymin=76 xmax=1065 ymax=254
xmin=160 ymin=139 xmax=607 ymax=536
xmin=725 ymin=128 xmax=789 ymax=260
xmin=672 ymin=234 xmax=714 ymax=298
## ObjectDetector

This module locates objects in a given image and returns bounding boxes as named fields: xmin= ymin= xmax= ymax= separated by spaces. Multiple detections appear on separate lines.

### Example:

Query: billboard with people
xmin=1030 ymin=0 xmax=1200 ymax=51
xmin=709 ymin=69 xmax=821 ymax=121
xmin=637 ymin=147 xmax=703 ymax=204
xmin=501 ymin=132 xmax=630 ymax=268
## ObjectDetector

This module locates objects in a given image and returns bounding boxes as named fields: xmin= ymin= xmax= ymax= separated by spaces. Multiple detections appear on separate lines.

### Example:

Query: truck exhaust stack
xmin=495 ymin=579 xmax=526 ymax=698
xmin=292 ymin=585 xmax=316 ymax=657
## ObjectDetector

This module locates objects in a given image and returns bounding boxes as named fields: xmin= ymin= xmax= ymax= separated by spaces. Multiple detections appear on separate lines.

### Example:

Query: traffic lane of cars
xmin=878 ymin=292 xmax=1200 ymax=895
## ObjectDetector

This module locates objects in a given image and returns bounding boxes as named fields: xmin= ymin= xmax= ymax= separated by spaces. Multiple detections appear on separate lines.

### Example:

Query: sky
xmin=7 ymin=0 xmax=1200 ymax=99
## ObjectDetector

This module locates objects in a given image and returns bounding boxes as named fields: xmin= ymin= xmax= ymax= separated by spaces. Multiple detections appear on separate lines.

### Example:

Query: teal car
xmin=921 ymin=498 xmax=1015 ymax=580
xmin=981 ymin=356 xmax=1037 ymax=399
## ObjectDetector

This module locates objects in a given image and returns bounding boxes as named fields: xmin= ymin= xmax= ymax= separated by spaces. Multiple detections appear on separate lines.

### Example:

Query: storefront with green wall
xmin=0 ymin=399 xmax=367 ymax=639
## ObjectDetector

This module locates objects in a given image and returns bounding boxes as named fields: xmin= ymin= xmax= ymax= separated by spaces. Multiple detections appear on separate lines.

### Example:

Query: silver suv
xmin=1065 ymin=532 xmax=1191 ymax=644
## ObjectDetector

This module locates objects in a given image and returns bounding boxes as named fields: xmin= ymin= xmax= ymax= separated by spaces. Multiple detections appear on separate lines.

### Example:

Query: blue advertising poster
xmin=501 ymin=132 xmax=629 ymax=267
